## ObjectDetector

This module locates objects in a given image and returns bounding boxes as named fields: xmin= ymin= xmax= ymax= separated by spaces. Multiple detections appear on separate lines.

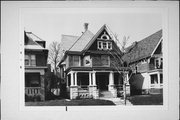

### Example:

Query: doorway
xmin=96 ymin=72 xmax=109 ymax=91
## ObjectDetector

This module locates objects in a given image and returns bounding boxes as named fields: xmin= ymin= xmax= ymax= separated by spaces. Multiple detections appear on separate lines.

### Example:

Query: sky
xmin=23 ymin=8 xmax=162 ymax=49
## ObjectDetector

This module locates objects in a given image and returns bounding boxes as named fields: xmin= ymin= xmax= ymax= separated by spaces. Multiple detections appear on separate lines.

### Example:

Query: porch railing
xmin=25 ymin=87 xmax=41 ymax=96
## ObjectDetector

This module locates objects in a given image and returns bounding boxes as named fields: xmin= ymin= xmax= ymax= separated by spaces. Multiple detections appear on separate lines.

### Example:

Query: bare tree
xmin=114 ymin=34 xmax=130 ymax=53
xmin=48 ymin=41 xmax=63 ymax=75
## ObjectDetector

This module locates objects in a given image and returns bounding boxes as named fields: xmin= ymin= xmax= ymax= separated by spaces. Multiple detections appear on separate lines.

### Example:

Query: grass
xmin=25 ymin=99 xmax=115 ymax=106
xmin=127 ymin=94 xmax=163 ymax=105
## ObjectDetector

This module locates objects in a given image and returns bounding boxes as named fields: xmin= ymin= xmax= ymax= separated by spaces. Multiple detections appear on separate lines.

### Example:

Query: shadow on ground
xmin=128 ymin=94 xmax=163 ymax=105
xmin=25 ymin=99 xmax=115 ymax=106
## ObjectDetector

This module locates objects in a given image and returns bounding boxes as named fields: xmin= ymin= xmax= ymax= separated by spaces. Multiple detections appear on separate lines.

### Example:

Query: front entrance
xmin=96 ymin=72 xmax=109 ymax=91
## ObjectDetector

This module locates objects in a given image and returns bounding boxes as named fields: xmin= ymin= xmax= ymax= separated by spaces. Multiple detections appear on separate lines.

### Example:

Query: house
xmin=122 ymin=30 xmax=163 ymax=95
xmin=24 ymin=31 xmax=48 ymax=101
xmin=59 ymin=23 xmax=130 ymax=99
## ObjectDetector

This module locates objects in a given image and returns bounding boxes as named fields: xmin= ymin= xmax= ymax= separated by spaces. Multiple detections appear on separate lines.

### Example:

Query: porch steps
xmin=99 ymin=91 xmax=133 ymax=105
xmin=99 ymin=91 xmax=113 ymax=98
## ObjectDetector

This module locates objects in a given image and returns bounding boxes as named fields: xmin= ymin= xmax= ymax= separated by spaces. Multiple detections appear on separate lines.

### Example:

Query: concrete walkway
xmin=99 ymin=97 xmax=133 ymax=106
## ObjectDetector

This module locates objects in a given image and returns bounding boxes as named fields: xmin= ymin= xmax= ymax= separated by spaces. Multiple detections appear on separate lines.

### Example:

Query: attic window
xmin=101 ymin=32 xmax=109 ymax=40
xmin=98 ymin=41 xmax=112 ymax=50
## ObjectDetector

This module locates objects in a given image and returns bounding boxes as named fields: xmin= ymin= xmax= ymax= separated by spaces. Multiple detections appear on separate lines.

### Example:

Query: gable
xmin=83 ymin=24 xmax=121 ymax=53
xmin=25 ymin=32 xmax=46 ymax=50
xmin=122 ymin=29 xmax=162 ymax=64
xmin=68 ymin=30 xmax=94 ymax=52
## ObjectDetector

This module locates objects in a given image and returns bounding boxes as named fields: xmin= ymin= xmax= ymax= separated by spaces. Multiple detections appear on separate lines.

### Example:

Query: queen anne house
xmin=59 ymin=24 xmax=130 ymax=99
xmin=24 ymin=31 xmax=48 ymax=101
xmin=122 ymin=30 xmax=163 ymax=95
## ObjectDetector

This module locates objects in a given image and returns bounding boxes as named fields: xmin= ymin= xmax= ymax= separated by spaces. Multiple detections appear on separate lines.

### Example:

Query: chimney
xmin=84 ymin=23 xmax=89 ymax=31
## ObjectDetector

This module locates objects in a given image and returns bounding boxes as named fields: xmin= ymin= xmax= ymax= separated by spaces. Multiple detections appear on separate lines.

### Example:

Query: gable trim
xmin=83 ymin=24 xmax=117 ymax=53
xmin=150 ymin=37 xmax=162 ymax=57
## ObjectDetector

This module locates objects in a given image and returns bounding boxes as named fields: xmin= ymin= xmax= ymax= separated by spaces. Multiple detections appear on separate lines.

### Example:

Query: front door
xmin=96 ymin=72 xmax=109 ymax=91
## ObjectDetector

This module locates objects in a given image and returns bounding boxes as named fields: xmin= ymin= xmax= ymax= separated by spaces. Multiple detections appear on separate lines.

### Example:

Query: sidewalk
xmin=99 ymin=97 xmax=133 ymax=106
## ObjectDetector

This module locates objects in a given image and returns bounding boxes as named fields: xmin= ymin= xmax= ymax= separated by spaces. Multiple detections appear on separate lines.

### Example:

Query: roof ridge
xmin=62 ymin=34 xmax=79 ymax=37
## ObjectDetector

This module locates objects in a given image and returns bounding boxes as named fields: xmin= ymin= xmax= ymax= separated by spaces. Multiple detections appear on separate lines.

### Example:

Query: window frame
xmin=73 ymin=55 xmax=80 ymax=66
xmin=25 ymin=54 xmax=36 ymax=66
xmin=97 ymin=41 xmax=112 ymax=50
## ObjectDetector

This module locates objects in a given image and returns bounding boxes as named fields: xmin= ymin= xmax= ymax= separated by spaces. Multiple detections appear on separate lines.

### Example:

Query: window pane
xmin=25 ymin=60 xmax=29 ymax=65
xmin=98 ymin=41 xmax=102 ymax=49
xmin=160 ymin=74 xmax=163 ymax=83
xmin=103 ymin=42 xmax=107 ymax=49
xmin=31 ymin=55 xmax=36 ymax=60
xmin=108 ymin=42 xmax=112 ymax=49
xmin=151 ymin=74 xmax=158 ymax=84
xmin=31 ymin=55 xmax=36 ymax=66
xmin=101 ymin=55 xmax=109 ymax=66
xmin=73 ymin=56 xmax=79 ymax=66
xmin=25 ymin=55 xmax=30 ymax=65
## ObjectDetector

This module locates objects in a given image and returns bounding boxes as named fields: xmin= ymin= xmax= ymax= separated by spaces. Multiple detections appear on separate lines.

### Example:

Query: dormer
xmin=97 ymin=30 xmax=113 ymax=50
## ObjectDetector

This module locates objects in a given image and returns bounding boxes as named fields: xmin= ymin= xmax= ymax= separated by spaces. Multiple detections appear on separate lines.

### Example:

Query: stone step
xmin=99 ymin=91 xmax=113 ymax=98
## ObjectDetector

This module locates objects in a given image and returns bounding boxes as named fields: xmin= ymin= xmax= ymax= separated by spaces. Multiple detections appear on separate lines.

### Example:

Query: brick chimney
xmin=84 ymin=23 xmax=89 ymax=31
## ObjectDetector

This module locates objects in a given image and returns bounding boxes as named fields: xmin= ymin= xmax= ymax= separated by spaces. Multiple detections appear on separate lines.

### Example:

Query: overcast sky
xmin=23 ymin=8 xmax=162 ymax=49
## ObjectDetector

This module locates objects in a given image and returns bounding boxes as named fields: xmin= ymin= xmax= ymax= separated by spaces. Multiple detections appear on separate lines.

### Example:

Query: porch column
xmin=108 ymin=71 xmax=116 ymax=97
xmin=74 ymin=72 xmax=77 ymax=86
xmin=70 ymin=71 xmax=74 ymax=86
xmin=157 ymin=73 xmax=160 ymax=88
xmin=70 ymin=71 xmax=78 ymax=99
xmin=109 ymin=71 xmax=114 ymax=86
xmin=89 ymin=71 xmax=98 ymax=99
xmin=92 ymin=71 xmax=96 ymax=86
xmin=89 ymin=72 xmax=92 ymax=86
xmin=66 ymin=75 xmax=69 ymax=87
xmin=126 ymin=72 xmax=129 ymax=85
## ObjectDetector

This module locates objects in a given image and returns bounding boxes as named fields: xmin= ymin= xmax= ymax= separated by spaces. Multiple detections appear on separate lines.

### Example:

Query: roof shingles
xmin=122 ymin=30 xmax=162 ymax=64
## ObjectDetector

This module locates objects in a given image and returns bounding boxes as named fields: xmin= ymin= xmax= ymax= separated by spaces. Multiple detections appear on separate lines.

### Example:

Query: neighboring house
xmin=24 ymin=31 xmax=48 ymax=101
xmin=59 ymin=23 xmax=130 ymax=99
xmin=122 ymin=30 xmax=163 ymax=94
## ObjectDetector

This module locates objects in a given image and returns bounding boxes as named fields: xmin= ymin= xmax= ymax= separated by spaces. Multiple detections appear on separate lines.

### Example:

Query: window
xmin=31 ymin=55 xmax=36 ymax=66
xmin=97 ymin=41 xmax=112 ymax=50
xmin=160 ymin=74 xmax=163 ymax=84
xmin=151 ymin=74 xmax=158 ymax=84
xmin=103 ymin=42 xmax=107 ymax=49
xmin=101 ymin=55 xmax=109 ymax=66
xmin=98 ymin=41 xmax=102 ymax=50
xmin=154 ymin=57 xmax=163 ymax=69
xmin=25 ymin=55 xmax=30 ymax=65
xmin=84 ymin=56 xmax=91 ymax=66
xmin=25 ymin=73 xmax=40 ymax=87
xmin=25 ymin=54 xmax=36 ymax=66
xmin=73 ymin=56 xmax=80 ymax=66
xmin=107 ymin=42 xmax=112 ymax=49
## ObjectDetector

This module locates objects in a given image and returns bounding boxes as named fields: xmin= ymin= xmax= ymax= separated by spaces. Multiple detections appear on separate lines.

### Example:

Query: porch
xmin=66 ymin=70 xmax=129 ymax=99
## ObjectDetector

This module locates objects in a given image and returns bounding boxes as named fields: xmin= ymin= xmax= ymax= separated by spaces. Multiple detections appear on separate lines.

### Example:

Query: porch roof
xmin=65 ymin=66 xmax=130 ymax=73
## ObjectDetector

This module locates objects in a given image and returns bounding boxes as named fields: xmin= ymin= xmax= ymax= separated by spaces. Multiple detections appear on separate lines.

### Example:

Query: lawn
xmin=25 ymin=99 xmax=115 ymax=106
xmin=127 ymin=94 xmax=163 ymax=105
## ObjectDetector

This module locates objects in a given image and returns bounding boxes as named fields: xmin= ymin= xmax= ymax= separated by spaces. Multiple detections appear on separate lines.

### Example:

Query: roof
xmin=25 ymin=31 xmax=46 ymax=50
xmin=68 ymin=30 xmax=94 ymax=52
xmin=83 ymin=24 xmax=116 ymax=51
xmin=122 ymin=29 xmax=162 ymax=64
xmin=26 ymin=32 xmax=45 ymax=41
xmin=61 ymin=35 xmax=79 ymax=51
